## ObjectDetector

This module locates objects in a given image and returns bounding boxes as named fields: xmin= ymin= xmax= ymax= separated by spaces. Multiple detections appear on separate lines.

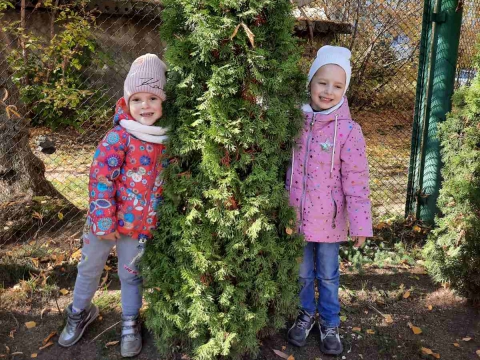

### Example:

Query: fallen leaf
xmin=413 ymin=225 xmax=422 ymax=232
xmin=453 ymin=343 xmax=460 ymax=347
xmin=0 ymin=355 xmax=6 ymax=358
xmin=5 ymin=346 xmax=9 ymax=354
xmin=105 ymin=341 xmax=119 ymax=347
xmin=285 ymin=227 xmax=293 ymax=235
xmin=54 ymin=254 xmax=65 ymax=266
xmin=240 ymin=22 xmax=255 ymax=48
xmin=407 ymin=322 xmax=422 ymax=335
xmin=25 ymin=321 xmax=37 ymax=329
xmin=39 ymin=341 xmax=53 ymax=350
xmin=422 ymin=347 xmax=433 ymax=355
xmin=427 ymin=304 xmax=433 ymax=311
xmin=432 ymin=353 xmax=440 ymax=359
xmin=272 ymin=349 xmax=289 ymax=359
xmin=104 ymin=265 xmax=112 ymax=271
xmin=476 ymin=349 xmax=480 ymax=357
xmin=403 ymin=291 xmax=411 ymax=299
xmin=98 ymin=271 xmax=109 ymax=288
xmin=9 ymin=329 xmax=16 ymax=339
xmin=230 ymin=24 xmax=241 ymax=40
xmin=352 ymin=327 xmax=362 ymax=332
xmin=287 ymin=356 xmax=295 ymax=360
xmin=366 ymin=329 xmax=375 ymax=334
xmin=462 ymin=337 xmax=472 ymax=341
xmin=98 ymin=316 xmax=103 ymax=321
xmin=43 ymin=331 xmax=57 ymax=345
xmin=58 ymin=212 xmax=64 ymax=220
xmin=31 ymin=353 xmax=38 ymax=358
xmin=59 ymin=288 xmax=69 ymax=295
xmin=281 ymin=346 xmax=286 ymax=351
xmin=70 ymin=249 xmax=82 ymax=262
xmin=31 ymin=258 xmax=39 ymax=267
xmin=340 ymin=315 xmax=347 ymax=322
xmin=384 ymin=314 xmax=394 ymax=323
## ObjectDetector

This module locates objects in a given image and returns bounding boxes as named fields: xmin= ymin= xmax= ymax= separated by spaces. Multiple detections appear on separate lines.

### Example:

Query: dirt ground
xmin=1 ymin=239 xmax=479 ymax=360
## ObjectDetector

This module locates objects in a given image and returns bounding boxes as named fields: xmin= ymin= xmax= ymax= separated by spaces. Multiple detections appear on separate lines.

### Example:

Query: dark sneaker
xmin=121 ymin=314 xmax=142 ymax=358
xmin=58 ymin=303 xmax=99 ymax=347
xmin=287 ymin=310 xmax=315 ymax=347
xmin=319 ymin=325 xmax=343 ymax=355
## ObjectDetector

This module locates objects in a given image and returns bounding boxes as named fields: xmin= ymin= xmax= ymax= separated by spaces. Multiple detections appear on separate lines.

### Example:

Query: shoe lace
xmin=65 ymin=313 xmax=82 ymax=333
xmin=323 ymin=327 xmax=337 ymax=338
xmin=295 ymin=312 xmax=313 ymax=330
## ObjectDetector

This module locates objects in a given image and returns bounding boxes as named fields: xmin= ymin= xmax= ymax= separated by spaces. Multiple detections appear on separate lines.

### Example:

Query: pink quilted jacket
xmin=286 ymin=98 xmax=373 ymax=242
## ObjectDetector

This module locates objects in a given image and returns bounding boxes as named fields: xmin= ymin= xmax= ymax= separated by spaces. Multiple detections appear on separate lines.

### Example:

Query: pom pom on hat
xmin=124 ymin=53 xmax=167 ymax=104
xmin=307 ymin=46 xmax=352 ymax=94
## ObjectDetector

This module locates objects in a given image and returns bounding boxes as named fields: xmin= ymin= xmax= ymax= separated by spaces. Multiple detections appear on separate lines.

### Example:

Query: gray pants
xmin=72 ymin=231 xmax=144 ymax=316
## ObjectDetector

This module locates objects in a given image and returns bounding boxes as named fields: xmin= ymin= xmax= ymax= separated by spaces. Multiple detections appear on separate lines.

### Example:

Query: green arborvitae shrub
xmin=141 ymin=1 xmax=306 ymax=358
xmin=423 ymin=42 xmax=480 ymax=303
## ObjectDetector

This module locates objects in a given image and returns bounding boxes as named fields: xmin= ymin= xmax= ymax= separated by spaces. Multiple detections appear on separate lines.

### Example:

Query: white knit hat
xmin=307 ymin=46 xmax=352 ymax=94
xmin=124 ymin=53 xmax=167 ymax=104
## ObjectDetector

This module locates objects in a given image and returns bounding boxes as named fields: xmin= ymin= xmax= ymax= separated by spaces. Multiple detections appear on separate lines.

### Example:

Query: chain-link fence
xmin=455 ymin=0 xmax=480 ymax=88
xmin=0 ymin=0 xmax=478 ymax=247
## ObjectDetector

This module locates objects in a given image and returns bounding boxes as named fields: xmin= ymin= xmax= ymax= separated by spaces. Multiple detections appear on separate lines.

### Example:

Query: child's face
xmin=309 ymin=64 xmax=346 ymax=111
xmin=129 ymin=92 xmax=163 ymax=126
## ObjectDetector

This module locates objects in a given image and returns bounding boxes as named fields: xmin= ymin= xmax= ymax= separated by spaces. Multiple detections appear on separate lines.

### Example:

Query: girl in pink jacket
xmin=287 ymin=46 xmax=373 ymax=355
xmin=58 ymin=54 xmax=168 ymax=358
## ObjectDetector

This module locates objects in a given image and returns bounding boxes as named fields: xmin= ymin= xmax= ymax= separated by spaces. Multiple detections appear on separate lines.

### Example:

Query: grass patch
xmin=93 ymin=290 xmax=121 ymax=312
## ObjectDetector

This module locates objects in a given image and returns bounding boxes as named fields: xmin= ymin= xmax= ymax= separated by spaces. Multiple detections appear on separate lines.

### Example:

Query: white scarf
xmin=119 ymin=120 xmax=168 ymax=144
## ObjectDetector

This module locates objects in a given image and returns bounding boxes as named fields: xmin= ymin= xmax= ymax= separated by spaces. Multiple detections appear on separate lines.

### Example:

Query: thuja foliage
xmin=2 ymin=0 xmax=110 ymax=128
xmin=141 ymin=1 xmax=306 ymax=358
xmin=423 ymin=42 xmax=480 ymax=302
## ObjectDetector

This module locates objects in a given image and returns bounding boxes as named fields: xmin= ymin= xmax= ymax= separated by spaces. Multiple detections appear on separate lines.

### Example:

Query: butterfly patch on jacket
xmin=319 ymin=139 xmax=333 ymax=152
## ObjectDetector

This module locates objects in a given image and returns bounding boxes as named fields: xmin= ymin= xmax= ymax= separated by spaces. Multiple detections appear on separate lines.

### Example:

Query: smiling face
xmin=128 ymin=92 xmax=163 ymax=126
xmin=309 ymin=64 xmax=346 ymax=111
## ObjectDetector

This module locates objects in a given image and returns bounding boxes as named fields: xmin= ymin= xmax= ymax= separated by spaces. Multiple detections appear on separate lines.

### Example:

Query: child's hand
xmin=98 ymin=230 xmax=120 ymax=241
xmin=352 ymin=236 xmax=366 ymax=248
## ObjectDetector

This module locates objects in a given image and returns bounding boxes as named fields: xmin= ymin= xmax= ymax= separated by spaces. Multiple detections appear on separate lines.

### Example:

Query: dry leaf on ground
xmin=352 ymin=327 xmax=362 ymax=332
xmin=70 ymin=249 xmax=82 ymax=262
xmin=384 ymin=314 xmax=394 ymax=323
xmin=281 ymin=346 xmax=286 ymax=351
xmin=285 ymin=227 xmax=293 ymax=235
xmin=39 ymin=341 xmax=54 ymax=350
xmin=104 ymin=265 xmax=112 ymax=271
xmin=366 ymin=329 xmax=376 ymax=334
xmin=105 ymin=341 xmax=120 ymax=347
xmin=407 ymin=322 xmax=422 ymax=335
xmin=59 ymin=288 xmax=69 ymax=295
xmin=403 ymin=291 xmax=411 ymax=299
xmin=453 ymin=343 xmax=460 ymax=347
xmin=31 ymin=353 xmax=38 ymax=358
xmin=272 ymin=349 xmax=290 ymax=359
xmin=9 ymin=330 xmax=16 ymax=339
xmin=427 ymin=304 xmax=433 ymax=311
xmin=287 ymin=356 xmax=295 ymax=360
xmin=462 ymin=337 xmax=472 ymax=341
xmin=25 ymin=321 xmax=37 ymax=329
xmin=43 ymin=331 xmax=57 ymax=345
xmin=476 ymin=349 xmax=480 ymax=357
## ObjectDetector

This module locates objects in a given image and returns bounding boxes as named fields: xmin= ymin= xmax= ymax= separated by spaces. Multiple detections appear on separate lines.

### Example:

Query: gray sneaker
xmin=58 ymin=303 xmax=99 ymax=347
xmin=121 ymin=314 xmax=142 ymax=358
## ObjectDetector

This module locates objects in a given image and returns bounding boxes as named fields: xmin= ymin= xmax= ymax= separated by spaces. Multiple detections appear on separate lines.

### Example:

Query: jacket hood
xmin=301 ymin=96 xmax=352 ymax=122
xmin=113 ymin=97 xmax=136 ymax=126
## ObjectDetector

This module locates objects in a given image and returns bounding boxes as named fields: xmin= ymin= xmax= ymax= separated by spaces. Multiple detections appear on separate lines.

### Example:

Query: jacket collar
xmin=302 ymin=96 xmax=351 ymax=122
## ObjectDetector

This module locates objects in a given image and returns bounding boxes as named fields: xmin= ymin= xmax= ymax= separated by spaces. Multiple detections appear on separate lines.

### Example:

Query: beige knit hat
xmin=124 ymin=53 xmax=167 ymax=104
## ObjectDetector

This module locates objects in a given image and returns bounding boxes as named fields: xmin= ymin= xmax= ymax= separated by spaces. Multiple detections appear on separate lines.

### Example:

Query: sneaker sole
xmin=287 ymin=322 xmax=315 ymax=347
xmin=121 ymin=344 xmax=142 ymax=358
xmin=58 ymin=306 xmax=99 ymax=348
xmin=320 ymin=342 xmax=343 ymax=355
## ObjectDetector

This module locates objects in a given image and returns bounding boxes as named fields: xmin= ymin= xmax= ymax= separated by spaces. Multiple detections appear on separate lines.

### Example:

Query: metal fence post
xmin=407 ymin=0 xmax=463 ymax=223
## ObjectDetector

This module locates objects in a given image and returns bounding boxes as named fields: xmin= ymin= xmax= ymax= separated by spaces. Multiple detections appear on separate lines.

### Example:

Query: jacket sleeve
xmin=340 ymin=123 xmax=373 ymax=237
xmin=88 ymin=127 xmax=127 ymax=236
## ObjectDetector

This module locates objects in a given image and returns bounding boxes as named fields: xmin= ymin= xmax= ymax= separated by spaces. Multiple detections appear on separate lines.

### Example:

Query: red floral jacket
xmin=85 ymin=98 xmax=167 ymax=240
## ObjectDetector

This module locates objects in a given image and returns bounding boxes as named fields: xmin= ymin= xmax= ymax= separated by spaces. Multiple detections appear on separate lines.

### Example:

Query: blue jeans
xmin=299 ymin=242 xmax=340 ymax=327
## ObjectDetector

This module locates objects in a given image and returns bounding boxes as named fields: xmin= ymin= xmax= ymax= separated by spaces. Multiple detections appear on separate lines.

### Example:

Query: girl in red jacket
xmin=58 ymin=54 xmax=168 ymax=358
